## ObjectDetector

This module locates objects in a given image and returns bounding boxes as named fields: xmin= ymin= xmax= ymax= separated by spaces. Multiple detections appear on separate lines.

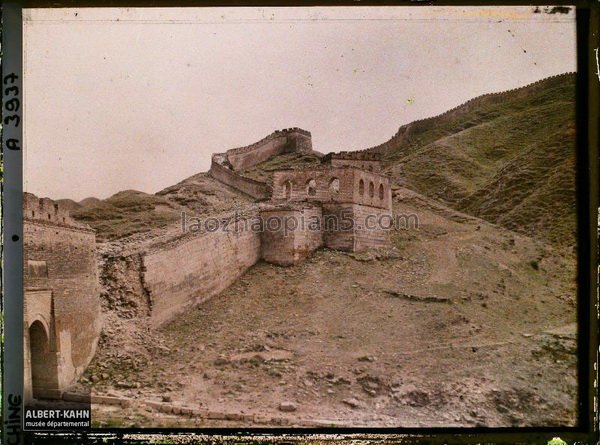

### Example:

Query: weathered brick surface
xmin=328 ymin=157 xmax=381 ymax=172
xmin=225 ymin=128 xmax=312 ymax=171
xmin=260 ymin=205 xmax=323 ymax=266
xmin=321 ymin=203 xmax=356 ymax=251
xmin=208 ymin=160 xmax=271 ymax=200
xmin=352 ymin=169 xmax=393 ymax=210
xmin=272 ymin=168 xmax=355 ymax=203
xmin=23 ymin=192 xmax=87 ymax=227
xmin=143 ymin=213 xmax=262 ymax=326
xmin=322 ymin=152 xmax=382 ymax=173
xmin=352 ymin=204 xmax=392 ymax=252
xmin=272 ymin=167 xmax=391 ymax=210
xmin=228 ymin=135 xmax=289 ymax=171
xmin=23 ymin=193 xmax=101 ymax=401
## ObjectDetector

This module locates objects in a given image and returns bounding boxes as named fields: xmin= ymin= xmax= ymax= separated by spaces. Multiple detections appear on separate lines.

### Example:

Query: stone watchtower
xmin=23 ymin=193 xmax=102 ymax=402
xmin=260 ymin=153 xmax=392 ymax=265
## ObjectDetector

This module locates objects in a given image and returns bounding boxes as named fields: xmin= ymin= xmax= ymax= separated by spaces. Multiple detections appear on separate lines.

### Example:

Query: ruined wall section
xmin=352 ymin=169 xmax=393 ymax=210
xmin=207 ymin=129 xmax=314 ymax=201
xmin=260 ymin=204 xmax=323 ymax=266
xmin=209 ymin=158 xmax=271 ymax=200
xmin=351 ymin=204 xmax=393 ymax=251
xmin=225 ymin=128 xmax=312 ymax=171
xmin=321 ymin=203 xmax=355 ymax=251
xmin=209 ymin=128 xmax=313 ymax=200
xmin=271 ymin=168 xmax=392 ymax=251
xmin=322 ymin=151 xmax=382 ymax=172
xmin=272 ymin=168 xmax=355 ymax=203
xmin=272 ymin=167 xmax=391 ymax=211
xmin=320 ymin=204 xmax=391 ymax=252
xmin=23 ymin=193 xmax=101 ymax=392
xmin=141 ymin=210 xmax=262 ymax=326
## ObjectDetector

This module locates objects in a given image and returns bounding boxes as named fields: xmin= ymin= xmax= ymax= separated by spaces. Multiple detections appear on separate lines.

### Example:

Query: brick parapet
xmin=357 ymin=72 xmax=576 ymax=155
xmin=24 ymin=192 xmax=92 ymax=230
xmin=224 ymin=127 xmax=311 ymax=157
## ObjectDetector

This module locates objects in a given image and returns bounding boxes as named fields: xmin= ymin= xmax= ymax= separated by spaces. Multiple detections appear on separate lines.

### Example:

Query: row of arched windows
xmin=281 ymin=176 xmax=386 ymax=202
xmin=358 ymin=179 xmax=385 ymax=200
xmin=283 ymin=177 xmax=341 ymax=199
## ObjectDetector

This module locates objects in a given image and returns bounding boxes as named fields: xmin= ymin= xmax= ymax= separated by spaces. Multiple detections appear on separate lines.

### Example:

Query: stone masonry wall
xmin=322 ymin=151 xmax=382 ymax=172
xmin=209 ymin=159 xmax=271 ymax=200
xmin=352 ymin=204 xmax=392 ymax=252
xmin=272 ymin=168 xmax=355 ymax=203
xmin=272 ymin=167 xmax=391 ymax=210
xmin=352 ymin=169 xmax=393 ymax=210
xmin=260 ymin=205 xmax=323 ymax=266
xmin=225 ymin=128 xmax=312 ymax=171
xmin=328 ymin=158 xmax=381 ymax=173
xmin=23 ymin=195 xmax=101 ymax=396
xmin=321 ymin=203 xmax=355 ymax=251
xmin=320 ymin=203 xmax=391 ymax=252
xmin=142 ymin=211 xmax=262 ymax=326
xmin=227 ymin=135 xmax=289 ymax=171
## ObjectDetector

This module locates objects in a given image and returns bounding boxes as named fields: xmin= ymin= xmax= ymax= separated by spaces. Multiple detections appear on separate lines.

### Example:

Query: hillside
xmin=64 ymin=74 xmax=579 ymax=428
xmin=366 ymin=73 xmax=576 ymax=246
xmin=84 ymin=187 xmax=577 ymax=427
xmin=66 ymin=74 xmax=577 ymax=245
xmin=70 ymin=174 xmax=254 ymax=241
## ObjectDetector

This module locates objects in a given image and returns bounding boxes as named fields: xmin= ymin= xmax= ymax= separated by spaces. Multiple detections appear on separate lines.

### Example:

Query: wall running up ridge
xmin=209 ymin=158 xmax=271 ymax=200
xmin=225 ymin=128 xmax=312 ymax=171
xmin=208 ymin=128 xmax=313 ymax=200
xmin=357 ymin=72 xmax=576 ymax=156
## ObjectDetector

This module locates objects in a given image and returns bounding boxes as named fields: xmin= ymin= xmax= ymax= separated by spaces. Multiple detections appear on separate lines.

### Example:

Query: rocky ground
xmin=81 ymin=187 xmax=578 ymax=428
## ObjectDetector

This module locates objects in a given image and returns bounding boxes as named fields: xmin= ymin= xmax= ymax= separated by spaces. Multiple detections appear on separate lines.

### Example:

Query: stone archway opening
xmin=307 ymin=179 xmax=317 ymax=196
xmin=284 ymin=180 xmax=292 ymax=200
xmin=329 ymin=177 xmax=340 ymax=194
xmin=29 ymin=320 xmax=58 ymax=400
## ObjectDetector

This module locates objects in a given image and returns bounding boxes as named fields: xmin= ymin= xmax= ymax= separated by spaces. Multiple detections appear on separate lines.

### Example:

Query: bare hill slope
xmin=84 ymin=188 xmax=577 ymax=428
xmin=70 ymin=174 xmax=254 ymax=241
xmin=368 ymin=73 xmax=576 ymax=246
xmin=67 ymin=74 xmax=576 ymax=245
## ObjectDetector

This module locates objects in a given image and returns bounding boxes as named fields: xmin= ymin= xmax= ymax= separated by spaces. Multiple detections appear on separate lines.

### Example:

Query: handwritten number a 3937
xmin=3 ymin=73 xmax=21 ymax=150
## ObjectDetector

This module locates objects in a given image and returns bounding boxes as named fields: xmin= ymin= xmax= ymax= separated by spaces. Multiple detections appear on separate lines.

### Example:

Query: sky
xmin=23 ymin=6 xmax=577 ymax=201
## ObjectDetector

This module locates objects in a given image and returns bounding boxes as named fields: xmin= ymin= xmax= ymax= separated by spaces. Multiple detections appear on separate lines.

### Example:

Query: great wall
xmin=208 ymin=127 xmax=313 ymax=199
xmin=22 ymin=72 xmax=578 ymax=423
xmin=23 ymin=193 xmax=102 ymax=402
xmin=23 ymin=127 xmax=393 ymax=402
xmin=356 ymin=72 xmax=576 ymax=156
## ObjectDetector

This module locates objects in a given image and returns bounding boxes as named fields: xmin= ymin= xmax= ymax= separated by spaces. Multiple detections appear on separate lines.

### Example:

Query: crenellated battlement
xmin=321 ymin=151 xmax=383 ymax=172
xmin=23 ymin=192 xmax=93 ymax=231
xmin=209 ymin=158 xmax=272 ymax=200
xmin=209 ymin=128 xmax=315 ymax=198
xmin=322 ymin=151 xmax=382 ymax=162
xmin=23 ymin=192 xmax=99 ymax=402
xmin=357 ymin=72 xmax=576 ymax=155
xmin=224 ymin=127 xmax=312 ymax=157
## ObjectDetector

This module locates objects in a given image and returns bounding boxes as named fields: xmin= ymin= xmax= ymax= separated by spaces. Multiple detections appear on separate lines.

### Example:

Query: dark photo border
xmin=2 ymin=1 xmax=598 ymax=444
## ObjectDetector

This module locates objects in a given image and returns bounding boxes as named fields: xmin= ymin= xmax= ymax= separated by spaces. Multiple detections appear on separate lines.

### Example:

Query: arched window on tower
xmin=307 ymin=179 xmax=317 ymax=196
xmin=379 ymin=184 xmax=385 ymax=200
xmin=329 ymin=177 xmax=340 ymax=194
xmin=284 ymin=180 xmax=292 ymax=200
xmin=369 ymin=181 xmax=375 ymax=198
xmin=359 ymin=179 xmax=365 ymax=196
